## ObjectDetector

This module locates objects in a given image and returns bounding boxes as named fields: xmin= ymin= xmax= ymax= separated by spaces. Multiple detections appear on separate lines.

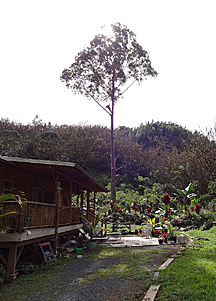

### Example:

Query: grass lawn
xmin=155 ymin=226 xmax=216 ymax=301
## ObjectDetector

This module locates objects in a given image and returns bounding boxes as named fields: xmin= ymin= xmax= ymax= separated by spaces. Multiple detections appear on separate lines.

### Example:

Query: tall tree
xmin=60 ymin=22 xmax=158 ymax=202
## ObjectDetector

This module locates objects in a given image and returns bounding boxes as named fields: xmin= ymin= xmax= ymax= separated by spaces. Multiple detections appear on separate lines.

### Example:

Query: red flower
xmin=135 ymin=207 xmax=139 ymax=211
xmin=135 ymin=229 xmax=139 ymax=234
xmin=191 ymin=207 xmax=194 ymax=212
xmin=161 ymin=232 xmax=168 ymax=238
xmin=134 ymin=201 xmax=136 ymax=205
xmin=153 ymin=229 xmax=160 ymax=237
xmin=195 ymin=203 xmax=200 ymax=214
xmin=139 ymin=229 xmax=142 ymax=233
xmin=146 ymin=199 xmax=149 ymax=202
xmin=147 ymin=207 xmax=152 ymax=213
xmin=162 ymin=194 xmax=171 ymax=205
xmin=164 ymin=217 xmax=169 ymax=221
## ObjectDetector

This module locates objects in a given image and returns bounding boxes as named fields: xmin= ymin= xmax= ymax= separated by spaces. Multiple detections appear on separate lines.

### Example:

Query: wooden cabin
xmin=0 ymin=156 xmax=107 ymax=280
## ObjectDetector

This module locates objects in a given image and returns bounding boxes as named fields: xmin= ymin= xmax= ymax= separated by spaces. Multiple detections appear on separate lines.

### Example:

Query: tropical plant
xmin=148 ymin=217 xmax=156 ymax=232
xmin=174 ymin=183 xmax=196 ymax=205
xmin=165 ymin=221 xmax=177 ymax=236
xmin=161 ymin=231 xmax=169 ymax=241
xmin=83 ymin=209 xmax=106 ymax=240
xmin=0 ymin=191 xmax=27 ymax=233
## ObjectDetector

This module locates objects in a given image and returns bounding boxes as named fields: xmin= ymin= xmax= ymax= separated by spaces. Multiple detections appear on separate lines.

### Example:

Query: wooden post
xmin=87 ymin=190 xmax=90 ymax=211
xmin=6 ymin=243 xmax=24 ymax=280
xmin=18 ymin=205 xmax=25 ymax=233
xmin=93 ymin=191 xmax=96 ymax=209
xmin=7 ymin=243 xmax=17 ymax=280
xmin=80 ymin=188 xmax=84 ymax=210
xmin=52 ymin=171 xmax=60 ymax=249
xmin=87 ymin=190 xmax=90 ymax=221
xmin=69 ymin=180 xmax=72 ymax=224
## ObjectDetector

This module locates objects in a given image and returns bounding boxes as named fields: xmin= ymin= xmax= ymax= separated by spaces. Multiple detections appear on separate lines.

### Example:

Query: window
xmin=32 ymin=187 xmax=43 ymax=202
xmin=4 ymin=179 xmax=13 ymax=194
xmin=44 ymin=190 xmax=53 ymax=204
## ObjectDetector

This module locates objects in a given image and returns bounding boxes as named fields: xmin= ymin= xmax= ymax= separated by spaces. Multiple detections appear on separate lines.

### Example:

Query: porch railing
xmin=59 ymin=206 xmax=80 ymax=225
xmin=0 ymin=201 xmax=81 ymax=232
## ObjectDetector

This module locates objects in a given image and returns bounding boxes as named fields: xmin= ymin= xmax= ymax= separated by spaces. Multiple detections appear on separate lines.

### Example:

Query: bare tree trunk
xmin=110 ymin=104 xmax=116 ymax=202
xmin=110 ymin=78 xmax=116 ymax=202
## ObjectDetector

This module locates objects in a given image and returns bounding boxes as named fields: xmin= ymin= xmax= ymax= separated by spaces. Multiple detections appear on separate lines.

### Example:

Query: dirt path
xmin=20 ymin=244 xmax=181 ymax=301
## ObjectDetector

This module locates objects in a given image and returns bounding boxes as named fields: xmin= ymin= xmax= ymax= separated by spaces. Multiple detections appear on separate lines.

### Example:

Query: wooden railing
xmin=24 ymin=201 xmax=55 ymax=228
xmin=59 ymin=206 xmax=80 ymax=225
xmin=0 ymin=201 xmax=81 ymax=232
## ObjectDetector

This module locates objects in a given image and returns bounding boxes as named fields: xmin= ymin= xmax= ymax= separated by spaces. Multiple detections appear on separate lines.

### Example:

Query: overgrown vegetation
xmin=1 ymin=117 xmax=216 ymax=196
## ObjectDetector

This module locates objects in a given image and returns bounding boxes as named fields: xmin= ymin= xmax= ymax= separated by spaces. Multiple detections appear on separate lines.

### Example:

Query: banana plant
xmin=174 ymin=183 xmax=196 ymax=205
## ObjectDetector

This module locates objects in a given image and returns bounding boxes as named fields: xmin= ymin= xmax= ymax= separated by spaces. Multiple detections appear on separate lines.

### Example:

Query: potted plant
xmin=158 ymin=238 xmax=163 ymax=245
xmin=83 ymin=209 xmax=105 ymax=250
xmin=161 ymin=232 xmax=169 ymax=243
xmin=148 ymin=218 xmax=156 ymax=237
xmin=166 ymin=222 xmax=177 ymax=243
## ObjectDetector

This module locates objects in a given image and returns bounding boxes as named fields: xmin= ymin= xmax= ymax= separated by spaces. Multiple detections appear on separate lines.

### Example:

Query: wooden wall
xmin=0 ymin=162 xmax=55 ymax=204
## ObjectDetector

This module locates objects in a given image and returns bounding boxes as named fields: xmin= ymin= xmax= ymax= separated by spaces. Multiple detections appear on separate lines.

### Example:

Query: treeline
xmin=1 ymin=116 xmax=216 ymax=194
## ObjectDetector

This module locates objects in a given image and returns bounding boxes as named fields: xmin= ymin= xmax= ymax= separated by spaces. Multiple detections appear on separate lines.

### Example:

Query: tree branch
xmin=82 ymin=86 xmax=111 ymax=116
xmin=116 ymin=80 xmax=136 ymax=99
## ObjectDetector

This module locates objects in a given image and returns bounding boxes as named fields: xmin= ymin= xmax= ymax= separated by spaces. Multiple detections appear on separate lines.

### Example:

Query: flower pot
xmin=178 ymin=236 xmax=185 ymax=244
xmin=86 ymin=241 xmax=97 ymax=250
xmin=170 ymin=236 xmax=176 ymax=243
xmin=158 ymin=239 xmax=163 ymax=245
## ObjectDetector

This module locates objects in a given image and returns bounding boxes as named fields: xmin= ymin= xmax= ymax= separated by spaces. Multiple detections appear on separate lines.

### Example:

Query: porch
xmin=0 ymin=156 xmax=107 ymax=280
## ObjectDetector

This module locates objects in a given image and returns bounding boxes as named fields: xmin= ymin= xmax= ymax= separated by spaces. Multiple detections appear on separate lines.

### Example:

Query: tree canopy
xmin=60 ymin=23 xmax=158 ymax=105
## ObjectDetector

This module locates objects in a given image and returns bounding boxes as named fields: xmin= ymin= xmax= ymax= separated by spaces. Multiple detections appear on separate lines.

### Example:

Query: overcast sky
xmin=1 ymin=0 xmax=215 ymax=132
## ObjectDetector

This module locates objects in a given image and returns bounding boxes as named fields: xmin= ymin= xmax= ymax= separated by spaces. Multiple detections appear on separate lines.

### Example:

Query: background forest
xmin=1 ymin=116 xmax=216 ymax=200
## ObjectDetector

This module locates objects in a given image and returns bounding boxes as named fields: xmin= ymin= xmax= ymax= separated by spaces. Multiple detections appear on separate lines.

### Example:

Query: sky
xmin=1 ymin=0 xmax=216 ymax=132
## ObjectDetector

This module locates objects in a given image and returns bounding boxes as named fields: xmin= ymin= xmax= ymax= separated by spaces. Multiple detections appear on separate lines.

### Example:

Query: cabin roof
xmin=0 ymin=156 xmax=108 ymax=193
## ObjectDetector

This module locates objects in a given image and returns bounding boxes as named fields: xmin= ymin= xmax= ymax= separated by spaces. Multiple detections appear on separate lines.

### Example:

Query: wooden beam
xmin=93 ymin=191 xmax=96 ymax=209
xmin=142 ymin=285 xmax=160 ymax=301
xmin=80 ymin=188 xmax=84 ymax=210
xmin=87 ymin=190 xmax=90 ymax=211
xmin=158 ymin=258 xmax=174 ymax=270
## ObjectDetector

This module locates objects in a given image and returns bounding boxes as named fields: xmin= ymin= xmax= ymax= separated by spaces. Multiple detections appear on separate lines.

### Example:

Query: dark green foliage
xmin=1 ymin=116 xmax=216 ymax=194
xmin=135 ymin=121 xmax=192 ymax=150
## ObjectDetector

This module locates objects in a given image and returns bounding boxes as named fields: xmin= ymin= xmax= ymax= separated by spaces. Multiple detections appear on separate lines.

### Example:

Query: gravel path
xmin=24 ymin=256 xmax=132 ymax=301
xmin=22 ymin=244 xmax=181 ymax=301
